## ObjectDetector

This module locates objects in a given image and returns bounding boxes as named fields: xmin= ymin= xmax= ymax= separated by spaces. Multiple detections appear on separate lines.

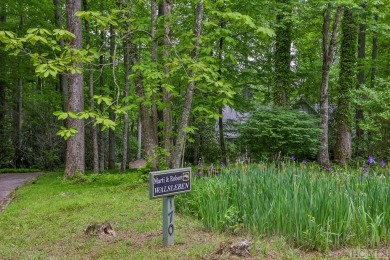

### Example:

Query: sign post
xmin=162 ymin=195 xmax=174 ymax=246
xmin=149 ymin=167 xmax=191 ymax=247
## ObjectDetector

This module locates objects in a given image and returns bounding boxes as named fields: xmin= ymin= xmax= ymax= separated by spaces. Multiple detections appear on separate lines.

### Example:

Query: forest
xmin=1 ymin=0 xmax=390 ymax=177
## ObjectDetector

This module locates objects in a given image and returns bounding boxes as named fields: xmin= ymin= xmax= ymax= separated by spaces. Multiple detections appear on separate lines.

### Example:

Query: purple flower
xmin=363 ymin=165 xmax=368 ymax=173
xmin=290 ymin=155 xmax=296 ymax=161
xmin=198 ymin=160 xmax=203 ymax=167
xmin=326 ymin=166 xmax=333 ymax=172
xmin=302 ymin=160 xmax=307 ymax=165
xmin=381 ymin=159 xmax=386 ymax=167
xmin=367 ymin=156 xmax=375 ymax=165
xmin=210 ymin=164 xmax=214 ymax=171
xmin=221 ymin=162 xmax=225 ymax=167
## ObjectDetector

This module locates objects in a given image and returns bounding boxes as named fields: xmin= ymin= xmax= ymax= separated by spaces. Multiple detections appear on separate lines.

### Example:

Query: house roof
xmin=216 ymin=106 xmax=249 ymax=138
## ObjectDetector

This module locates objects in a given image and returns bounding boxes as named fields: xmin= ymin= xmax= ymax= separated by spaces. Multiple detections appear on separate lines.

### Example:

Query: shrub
xmin=237 ymin=107 xmax=321 ymax=160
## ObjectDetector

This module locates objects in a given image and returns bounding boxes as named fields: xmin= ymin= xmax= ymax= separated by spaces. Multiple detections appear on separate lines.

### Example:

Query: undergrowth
xmin=0 ymin=168 xmax=42 ymax=173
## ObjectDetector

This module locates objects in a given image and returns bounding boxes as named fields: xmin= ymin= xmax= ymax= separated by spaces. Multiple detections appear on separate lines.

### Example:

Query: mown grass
xmin=0 ymin=171 xmax=232 ymax=259
xmin=177 ymin=162 xmax=390 ymax=251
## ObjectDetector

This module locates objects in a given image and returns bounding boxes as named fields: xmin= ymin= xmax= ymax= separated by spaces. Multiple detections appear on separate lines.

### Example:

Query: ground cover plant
xmin=177 ymin=161 xmax=390 ymax=251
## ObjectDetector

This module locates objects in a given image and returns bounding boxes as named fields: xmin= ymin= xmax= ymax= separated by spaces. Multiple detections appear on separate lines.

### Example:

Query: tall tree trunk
xmin=97 ymin=5 xmax=106 ymax=172
xmin=219 ymin=106 xmax=227 ymax=165
xmin=90 ymin=63 xmax=99 ymax=173
xmin=355 ymin=4 xmax=366 ymax=156
xmin=83 ymin=0 xmax=99 ymax=173
xmin=367 ymin=13 xmax=378 ymax=149
xmin=371 ymin=13 xmax=378 ymax=88
xmin=0 ymin=5 xmax=8 ymax=166
xmin=133 ymin=0 xmax=159 ymax=168
xmin=217 ymin=25 xmax=227 ymax=165
xmin=318 ymin=4 xmax=342 ymax=168
xmin=137 ymin=115 xmax=142 ymax=160
xmin=108 ymin=24 xmax=116 ymax=169
xmin=136 ymin=76 xmax=157 ymax=161
xmin=274 ymin=0 xmax=292 ymax=106
xmin=132 ymin=24 xmax=158 ymax=163
xmin=121 ymin=36 xmax=131 ymax=172
xmin=0 ymin=79 xmax=6 ymax=166
xmin=0 ymin=5 xmax=7 ymax=157
xmin=335 ymin=8 xmax=357 ymax=165
xmin=151 ymin=0 xmax=158 ymax=63
xmin=150 ymin=0 xmax=159 ymax=145
xmin=99 ymin=52 xmax=105 ymax=172
xmin=65 ymin=0 xmax=85 ymax=177
xmin=13 ymin=15 xmax=24 ymax=168
xmin=172 ymin=0 xmax=204 ymax=168
xmin=162 ymin=0 xmax=174 ymax=166
xmin=118 ymin=0 xmax=131 ymax=172
xmin=53 ymin=0 xmax=68 ymax=112
xmin=0 ymin=80 xmax=5 ymax=134
xmin=13 ymin=78 xmax=23 ymax=167
xmin=0 ymin=1 xmax=5 ymax=23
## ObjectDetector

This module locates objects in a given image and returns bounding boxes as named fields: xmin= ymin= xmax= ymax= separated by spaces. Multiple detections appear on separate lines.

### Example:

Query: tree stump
xmin=85 ymin=222 xmax=116 ymax=237
xmin=229 ymin=240 xmax=251 ymax=257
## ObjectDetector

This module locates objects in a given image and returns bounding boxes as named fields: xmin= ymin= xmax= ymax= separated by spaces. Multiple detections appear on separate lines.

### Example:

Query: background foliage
xmin=1 ymin=0 xmax=390 ymax=169
xmin=238 ymin=107 xmax=321 ymax=161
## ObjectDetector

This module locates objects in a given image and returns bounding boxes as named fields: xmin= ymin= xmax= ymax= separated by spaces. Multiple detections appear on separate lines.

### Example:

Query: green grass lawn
xmin=0 ymin=172 xmax=233 ymax=259
xmin=0 ymin=170 xmax=383 ymax=259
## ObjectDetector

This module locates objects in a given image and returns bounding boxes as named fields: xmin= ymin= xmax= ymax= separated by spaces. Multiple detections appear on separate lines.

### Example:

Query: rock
xmin=128 ymin=159 xmax=147 ymax=169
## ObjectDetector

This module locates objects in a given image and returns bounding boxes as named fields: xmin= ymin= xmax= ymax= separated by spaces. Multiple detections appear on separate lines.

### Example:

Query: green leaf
xmin=184 ymin=126 xmax=198 ymax=134
xmin=94 ymin=95 xmax=113 ymax=106
xmin=56 ymin=127 xmax=79 ymax=140
xmin=256 ymin=27 xmax=275 ymax=37
xmin=58 ymin=113 xmax=68 ymax=120
xmin=68 ymin=112 xmax=79 ymax=119
xmin=27 ymin=28 xmax=39 ymax=34
xmin=5 ymin=31 xmax=15 ymax=38
xmin=43 ymin=70 xmax=50 ymax=78
xmin=35 ymin=64 xmax=47 ymax=73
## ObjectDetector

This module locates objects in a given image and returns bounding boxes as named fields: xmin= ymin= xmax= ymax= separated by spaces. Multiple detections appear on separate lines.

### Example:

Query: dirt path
xmin=0 ymin=172 xmax=44 ymax=211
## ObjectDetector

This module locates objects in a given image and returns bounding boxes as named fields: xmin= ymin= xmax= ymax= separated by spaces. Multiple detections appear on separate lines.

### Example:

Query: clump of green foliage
xmin=238 ymin=107 xmax=321 ymax=160
xmin=177 ymin=162 xmax=390 ymax=251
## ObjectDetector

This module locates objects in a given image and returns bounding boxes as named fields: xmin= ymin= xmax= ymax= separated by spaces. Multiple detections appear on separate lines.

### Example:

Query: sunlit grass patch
xmin=0 ymin=171 xmax=232 ymax=259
